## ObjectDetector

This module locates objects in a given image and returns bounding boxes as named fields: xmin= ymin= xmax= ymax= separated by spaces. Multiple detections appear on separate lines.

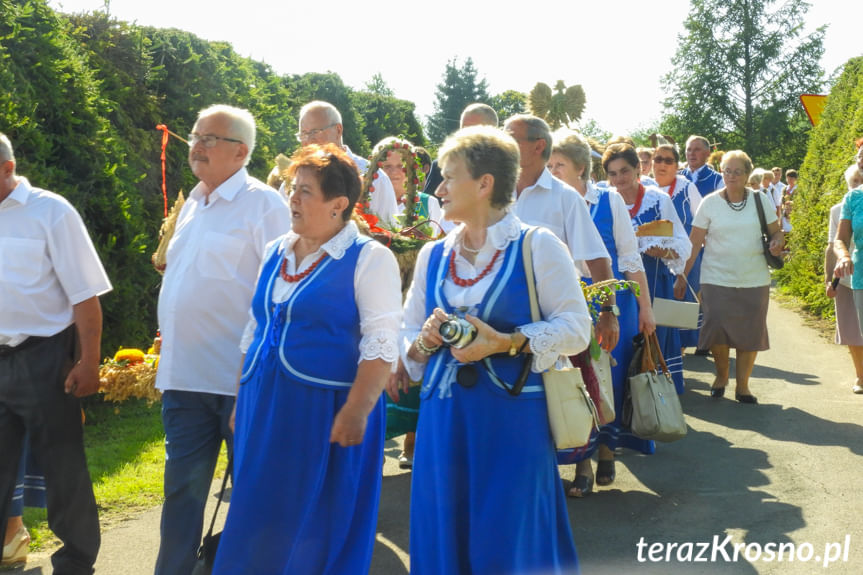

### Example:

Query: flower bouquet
xmin=98 ymin=339 xmax=161 ymax=404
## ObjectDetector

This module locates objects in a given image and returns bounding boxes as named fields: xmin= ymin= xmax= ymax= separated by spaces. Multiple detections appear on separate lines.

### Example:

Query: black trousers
xmin=0 ymin=325 xmax=100 ymax=575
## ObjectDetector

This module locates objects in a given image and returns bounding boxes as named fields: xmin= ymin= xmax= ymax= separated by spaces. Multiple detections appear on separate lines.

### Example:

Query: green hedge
xmin=775 ymin=57 xmax=863 ymax=319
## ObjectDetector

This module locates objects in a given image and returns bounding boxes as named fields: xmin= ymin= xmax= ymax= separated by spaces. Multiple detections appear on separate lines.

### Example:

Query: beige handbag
xmin=522 ymin=229 xmax=599 ymax=449
xmin=593 ymin=348 xmax=616 ymax=424
xmin=627 ymin=332 xmax=687 ymax=442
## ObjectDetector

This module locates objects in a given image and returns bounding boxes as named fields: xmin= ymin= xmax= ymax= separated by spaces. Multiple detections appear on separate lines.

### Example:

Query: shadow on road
xmin=683 ymin=355 xmax=820 ymax=387
xmin=371 ymin=472 xmax=411 ymax=574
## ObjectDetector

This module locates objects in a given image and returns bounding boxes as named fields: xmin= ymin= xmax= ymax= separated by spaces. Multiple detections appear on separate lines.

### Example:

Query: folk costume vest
xmin=241 ymin=235 xmax=371 ymax=389
xmin=681 ymin=166 xmax=723 ymax=198
xmin=420 ymin=226 xmax=544 ymax=400
xmin=588 ymin=189 xmax=623 ymax=281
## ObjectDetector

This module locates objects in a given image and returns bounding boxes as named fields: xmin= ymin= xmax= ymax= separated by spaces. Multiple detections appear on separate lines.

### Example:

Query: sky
xmin=48 ymin=0 xmax=862 ymax=136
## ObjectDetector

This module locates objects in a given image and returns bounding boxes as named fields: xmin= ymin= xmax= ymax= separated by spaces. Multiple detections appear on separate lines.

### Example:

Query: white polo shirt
xmin=0 ymin=178 xmax=112 ymax=346
xmin=156 ymin=168 xmax=290 ymax=396
xmin=512 ymin=168 xmax=610 ymax=277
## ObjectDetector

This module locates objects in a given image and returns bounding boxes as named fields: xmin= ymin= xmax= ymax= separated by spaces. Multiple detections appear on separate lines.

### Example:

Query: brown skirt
xmin=699 ymin=284 xmax=770 ymax=351
xmin=835 ymin=283 xmax=863 ymax=346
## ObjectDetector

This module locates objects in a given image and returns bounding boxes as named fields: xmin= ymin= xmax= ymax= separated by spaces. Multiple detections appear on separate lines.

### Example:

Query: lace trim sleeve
xmin=359 ymin=329 xmax=400 ymax=363
xmin=617 ymin=252 xmax=645 ymax=274
xmin=637 ymin=236 xmax=689 ymax=275
xmin=519 ymin=321 xmax=566 ymax=372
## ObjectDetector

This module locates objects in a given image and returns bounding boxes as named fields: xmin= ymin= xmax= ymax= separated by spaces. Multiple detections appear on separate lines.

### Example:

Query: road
xmin=17 ymin=292 xmax=863 ymax=574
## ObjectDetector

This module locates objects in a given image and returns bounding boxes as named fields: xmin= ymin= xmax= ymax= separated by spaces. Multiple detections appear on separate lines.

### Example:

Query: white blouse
xmin=617 ymin=185 xmax=692 ymax=275
xmin=583 ymin=183 xmax=645 ymax=276
xmin=239 ymin=221 xmax=402 ymax=364
xmin=400 ymin=212 xmax=592 ymax=381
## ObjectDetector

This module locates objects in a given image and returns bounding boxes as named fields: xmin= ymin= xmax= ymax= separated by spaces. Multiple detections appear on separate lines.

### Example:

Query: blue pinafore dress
xmin=212 ymin=235 xmax=385 ymax=575
xmin=670 ymin=177 xmax=703 ymax=348
xmin=410 ymin=228 xmax=579 ymax=575
xmin=558 ymin=189 xmax=655 ymax=465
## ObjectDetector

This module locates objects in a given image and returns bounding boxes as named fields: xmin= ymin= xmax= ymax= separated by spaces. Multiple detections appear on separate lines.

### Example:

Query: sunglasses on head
xmin=653 ymin=156 xmax=676 ymax=165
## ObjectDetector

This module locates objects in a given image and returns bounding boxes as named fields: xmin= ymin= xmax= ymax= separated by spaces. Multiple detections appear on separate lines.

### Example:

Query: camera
xmin=439 ymin=315 xmax=477 ymax=349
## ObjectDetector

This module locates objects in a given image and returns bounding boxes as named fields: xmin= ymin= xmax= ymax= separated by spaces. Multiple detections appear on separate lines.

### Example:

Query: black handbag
xmin=753 ymin=190 xmax=784 ymax=269
xmin=190 ymin=459 xmax=232 ymax=575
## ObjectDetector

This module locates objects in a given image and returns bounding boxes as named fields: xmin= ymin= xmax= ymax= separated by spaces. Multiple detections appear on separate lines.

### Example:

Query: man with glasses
xmin=297 ymin=101 xmax=398 ymax=225
xmin=0 ymin=132 xmax=110 ymax=574
xmin=154 ymin=105 xmax=289 ymax=575
xmin=680 ymin=135 xmax=723 ymax=197
xmin=503 ymin=114 xmax=618 ymax=351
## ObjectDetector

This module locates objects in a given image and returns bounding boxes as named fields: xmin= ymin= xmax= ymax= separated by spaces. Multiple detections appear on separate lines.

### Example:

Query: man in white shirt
xmin=503 ymin=114 xmax=619 ymax=351
xmin=0 ymin=133 xmax=111 ymax=574
xmin=154 ymin=105 xmax=290 ymax=575
xmin=297 ymin=101 xmax=399 ymax=225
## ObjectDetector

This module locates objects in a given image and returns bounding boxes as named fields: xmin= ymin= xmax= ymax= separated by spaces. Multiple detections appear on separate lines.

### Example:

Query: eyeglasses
xmin=295 ymin=124 xmax=336 ymax=141
xmin=187 ymin=133 xmax=243 ymax=148
xmin=653 ymin=156 xmax=676 ymax=165
xmin=722 ymin=169 xmax=745 ymax=177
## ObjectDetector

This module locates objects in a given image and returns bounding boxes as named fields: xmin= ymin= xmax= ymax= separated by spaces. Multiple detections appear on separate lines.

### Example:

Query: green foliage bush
xmin=1 ymin=0 xmax=426 ymax=354
xmin=775 ymin=57 xmax=863 ymax=319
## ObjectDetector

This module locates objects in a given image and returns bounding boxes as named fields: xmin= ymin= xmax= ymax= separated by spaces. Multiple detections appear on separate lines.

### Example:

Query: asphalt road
xmin=16 ymin=291 xmax=863 ymax=574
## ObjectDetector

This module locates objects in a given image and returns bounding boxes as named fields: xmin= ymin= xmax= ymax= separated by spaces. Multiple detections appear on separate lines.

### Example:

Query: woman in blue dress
xmin=548 ymin=130 xmax=657 ymax=497
xmin=652 ymin=144 xmax=704 ymax=350
xmin=604 ymin=143 xmax=690 ymax=393
xmin=212 ymin=144 xmax=402 ymax=575
xmin=397 ymin=126 xmax=591 ymax=574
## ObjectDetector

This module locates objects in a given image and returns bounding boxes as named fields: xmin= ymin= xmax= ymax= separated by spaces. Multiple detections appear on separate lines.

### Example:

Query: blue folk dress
xmin=558 ymin=187 xmax=654 ymax=465
xmin=212 ymin=233 xmax=386 ymax=575
xmin=410 ymin=226 xmax=580 ymax=575
xmin=666 ymin=174 xmax=704 ymax=348
xmin=631 ymin=187 xmax=689 ymax=394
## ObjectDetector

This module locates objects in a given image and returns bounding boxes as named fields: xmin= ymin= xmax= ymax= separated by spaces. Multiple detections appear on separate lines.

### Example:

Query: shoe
xmin=735 ymin=393 xmax=758 ymax=404
xmin=398 ymin=452 xmax=413 ymax=469
xmin=596 ymin=459 xmax=616 ymax=486
xmin=710 ymin=386 xmax=726 ymax=398
xmin=853 ymin=381 xmax=863 ymax=394
xmin=567 ymin=474 xmax=594 ymax=498
xmin=694 ymin=348 xmax=711 ymax=356
xmin=1 ymin=526 xmax=30 ymax=567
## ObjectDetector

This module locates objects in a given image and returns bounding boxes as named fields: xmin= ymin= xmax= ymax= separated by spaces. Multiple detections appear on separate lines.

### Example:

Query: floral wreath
xmin=360 ymin=137 xmax=426 ymax=227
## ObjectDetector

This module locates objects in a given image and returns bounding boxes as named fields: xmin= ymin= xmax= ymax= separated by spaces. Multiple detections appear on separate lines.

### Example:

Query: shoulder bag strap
xmin=203 ymin=458 xmax=232 ymax=539
xmin=648 ymin=331 xmax=671 ymax=376
xmin=522 ymin=227 xmax=540 ymax=322
xmin=753 ymin=189 xmax=770 ymax=239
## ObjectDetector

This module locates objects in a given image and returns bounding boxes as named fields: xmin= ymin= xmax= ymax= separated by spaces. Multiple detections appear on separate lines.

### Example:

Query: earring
xmin=332 ymin=211 xmax=337 ymax=218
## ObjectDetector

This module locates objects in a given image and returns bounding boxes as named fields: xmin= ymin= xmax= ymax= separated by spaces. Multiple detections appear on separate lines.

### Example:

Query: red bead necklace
xmin=627 ymin=183 xmax=646 ymax=218
xmin=449 ymin=248 xmax=502 ymax=287
xmin=280 ymin=252 xmax=327 ymax=283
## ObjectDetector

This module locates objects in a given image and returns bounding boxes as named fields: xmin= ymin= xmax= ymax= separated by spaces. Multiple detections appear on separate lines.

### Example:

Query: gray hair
xmin=300 ymin=101 xmax=342 ymax=127
xmin=460 ymin=103 xmax=498 ymax=127
xmin=438 ymin=126 xmax=520 ymax=209
xmin=0 ymin=133 xmax=14 ymax=166
xmin=551 ymin=129 xmax=591 ymax=183
xmin=686 ymin=135 xmax=711 ymax=151
xmin=197 ymin=105 xmax=256 ymax=166
xmin=845 ymin=163 xmax=863 ymax=190
xmin=504 ymin=114 xmax=553 ymax=161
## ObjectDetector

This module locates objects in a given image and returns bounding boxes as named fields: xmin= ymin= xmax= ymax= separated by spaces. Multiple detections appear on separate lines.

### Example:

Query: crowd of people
xmin=6 ymin=95 xmax=860 ymax=575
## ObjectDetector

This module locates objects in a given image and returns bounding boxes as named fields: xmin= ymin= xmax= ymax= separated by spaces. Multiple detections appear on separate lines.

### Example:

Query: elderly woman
xmin=652 ymin=144 xmax=704 ymax=350
xmin=604 ymin=143 xmax=690 ymax=394
xmin=675 ymin=150 xmax=783 ymax=403
xmin=398 ymin=126 xmax=590 ymax=573
xmin=827 ymin=160 xmax=863 ymax=394
xmin=212 ymin=145 xmax=402 ymax=574
xmin=549 ymin=129 xmax=656 ymax=496
xmin=834 ymin=145 xmax=863 ymax=361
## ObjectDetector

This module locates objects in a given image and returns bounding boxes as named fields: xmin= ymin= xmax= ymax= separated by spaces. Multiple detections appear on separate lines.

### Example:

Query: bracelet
xmin=415 ymin=335 xmax=440 ymax=356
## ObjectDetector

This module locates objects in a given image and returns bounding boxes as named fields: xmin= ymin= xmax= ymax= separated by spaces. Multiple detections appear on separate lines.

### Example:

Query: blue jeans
xmin=154 ymin=390 xmax=234 ymax=575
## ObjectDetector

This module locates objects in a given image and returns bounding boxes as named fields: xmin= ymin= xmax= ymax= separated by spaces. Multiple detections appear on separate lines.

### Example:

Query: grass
xmin=22 ymin=398 xmax=228 ymax=551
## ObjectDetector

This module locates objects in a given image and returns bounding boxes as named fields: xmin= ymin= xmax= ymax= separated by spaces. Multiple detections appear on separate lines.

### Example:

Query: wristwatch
xmin=599 ymin=304 xmax=620 ymax=317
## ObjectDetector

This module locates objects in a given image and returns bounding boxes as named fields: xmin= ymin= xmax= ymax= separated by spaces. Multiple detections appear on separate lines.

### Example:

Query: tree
xmin=528 ymin=81 xmax=586 ymax=129
xmin=426 ymin=57 xmax=490 ymax=144
xmin=351 ymin=90 xmax=427 ymax=149
xmin=365 ymin=73 xmax=393 ymax=97
xmin=661 ymin=0 xmax=825 ymax=165
xmin=489 ymin=90 xmax=527 ymax=123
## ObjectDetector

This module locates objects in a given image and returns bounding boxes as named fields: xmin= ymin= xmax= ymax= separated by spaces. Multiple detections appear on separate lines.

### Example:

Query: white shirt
xmin=829 ymin=202 xmax=852 ymax=288
xmin=156 ymin=168 xmax=290 ymax=396
xmin=401 ymin=212 xmax=592 ymax=381
xmin=0 ymin=178 xmax=112 ymax=346
xmin=620 ymin=185 xmax=692 ymax=275
xmin=346 ymin=145 xmax=399 ymax=227
xmin=512 ymin=168 xmax=610 ymax=276
xmin=583 ymin=183 xmax=644 ymax=276
xmin=239 ymin=221 xmax=401 ymax=364
xmin=692 ymin=190 xmax=777 ymax=288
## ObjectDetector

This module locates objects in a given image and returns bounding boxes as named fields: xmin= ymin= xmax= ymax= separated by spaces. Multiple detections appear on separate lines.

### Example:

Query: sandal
xmin=596 ymin=459 xmax=616 ymax=486
xmin=567 ymin=474 xmax=594 ymax=498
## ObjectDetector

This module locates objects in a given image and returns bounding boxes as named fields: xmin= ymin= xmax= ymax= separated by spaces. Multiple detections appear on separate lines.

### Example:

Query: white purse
xmin=522 ymin=229 xmax=598 ymax=449
xmin=652 ymin=267 xmax=700 ymax=329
